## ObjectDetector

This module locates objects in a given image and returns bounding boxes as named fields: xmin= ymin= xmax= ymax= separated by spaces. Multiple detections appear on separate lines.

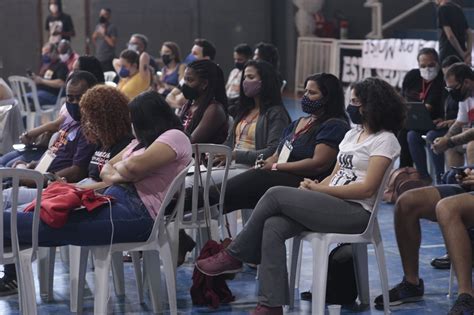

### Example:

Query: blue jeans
xmin=407 ymin=129 xmax=447 ymax=182
xmin=26 ymin=90 xmax=57 ymax=106
xmin=3 ymin=184 xmax=154 ymax=248
xmin=0 ymin=148 xmax=46 ymax=167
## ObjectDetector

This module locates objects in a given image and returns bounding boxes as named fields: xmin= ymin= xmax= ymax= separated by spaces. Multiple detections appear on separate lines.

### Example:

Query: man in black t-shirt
xmin=28 ymin=43 xmax=68 ymax=106
xmin=437 ymin=0 xmax=472 ymax=64
xmin=45 ymin=0 xmax=75 ymax=44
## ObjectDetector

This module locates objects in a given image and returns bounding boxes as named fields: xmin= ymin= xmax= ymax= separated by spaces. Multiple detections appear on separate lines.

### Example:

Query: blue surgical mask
xmin=184 ymin=53 xmax=198 ymax=64
xmin=301 ymin=95 xmax=323 ymax=114
xmin=42 ymin=54 xmax=51 ymax=64
xmin=66 ymin=102 xmax=81 ymax=121
xmin=346 ymin=104 xmax=363 ymax=125
xmin=119 ymin=66 xmax=130 ymax=78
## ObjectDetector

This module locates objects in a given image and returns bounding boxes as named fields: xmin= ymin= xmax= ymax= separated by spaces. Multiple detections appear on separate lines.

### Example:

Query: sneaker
xmin=0 ymin=275 xmax=18 ymax=297
xmin=177 ymin=231 xmax=196 ymax=267
xmin=448 ymin=293 xmax=474 ymax=315
xmin=195 ymin=250 xmax=243 ymax=276
xmin=300 ymin=290 xmax=312 ymax=301
xmin=431 ymin=253 xmax=451 ymax=269
xmin=374 ymin=277 xmax=424 ymax=307
xmin=250 ymin=304 xmax=283 ymax=315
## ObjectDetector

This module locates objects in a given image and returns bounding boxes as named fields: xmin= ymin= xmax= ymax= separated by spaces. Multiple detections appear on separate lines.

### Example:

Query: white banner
xmin=361 ymin=39 xmax=438 ymax=71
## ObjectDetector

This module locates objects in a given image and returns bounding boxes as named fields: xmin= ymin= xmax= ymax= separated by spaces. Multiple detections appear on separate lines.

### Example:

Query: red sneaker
xmin=250 ymin=304 xmax=283 ymax=315
xmin=195 ymin=250 xmax=243 ymax=276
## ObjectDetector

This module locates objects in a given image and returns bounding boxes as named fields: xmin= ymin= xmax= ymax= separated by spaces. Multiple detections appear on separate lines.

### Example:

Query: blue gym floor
xmin=0 ymin=98 xmax=462 ymax=314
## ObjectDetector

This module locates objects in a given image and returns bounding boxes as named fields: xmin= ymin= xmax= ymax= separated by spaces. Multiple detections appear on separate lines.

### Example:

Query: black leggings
xmin=221 ymin=169 xmax=304 ymax=213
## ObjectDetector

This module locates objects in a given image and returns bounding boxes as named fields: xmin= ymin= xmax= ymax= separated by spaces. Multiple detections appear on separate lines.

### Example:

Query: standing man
xmin=92 ymin=8 xmax=118 ymax=72
xmin=437 ymin=0 xmax=472 ymax=65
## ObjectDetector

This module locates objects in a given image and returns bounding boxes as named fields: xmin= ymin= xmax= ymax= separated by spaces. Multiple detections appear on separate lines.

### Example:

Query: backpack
xmin=326 ymin=243 xmax=358 ymax=304
xmin=383 ymin=167 xmax=424 ymax=203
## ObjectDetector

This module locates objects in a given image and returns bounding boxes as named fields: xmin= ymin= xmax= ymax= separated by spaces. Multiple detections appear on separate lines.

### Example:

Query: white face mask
xmin=128 ymin=44 xmax=139 ymax=53
xmin=419 ymin=66 xmax=439 ymax=82
xmin=49 ymin=4 xmax=58 ymax=13
xmin=59 ymin=53 xmax=70 ymax=62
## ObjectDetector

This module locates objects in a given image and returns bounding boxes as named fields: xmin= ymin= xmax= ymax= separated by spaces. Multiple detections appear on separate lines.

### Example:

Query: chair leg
xmin=92 ymin=247 xmax=112 ymax=315
xmin=373 ymin=223 xmax=391 ymax=315
xmin=311 ymin=238 xmax=329 ymax=315
xmin=19 ymin=251 xmax=38 ymax=315
xmin=352 ymin=243 xmax=370 ymax=305
xmin=131 ymin=252 xmax=144 ymax=303
xmin=448 ymin=265 xmax=455 ymax=298
xmin=160 ymin=236 xmax=178 ymax=315
xmin=111 ymin=251 xmax=125 ymax=297
xmin=143 ymin=251 xmax=163 ymax=313
xmin=288 ymin=236 xmax=302 ymax=309
xmin=69 ymin=246 xmax=89 ymax=314
xmin=37 ymin=247 xmax=56 ymax=301
xmin=60 ymin=246 xmax=69 ymax=265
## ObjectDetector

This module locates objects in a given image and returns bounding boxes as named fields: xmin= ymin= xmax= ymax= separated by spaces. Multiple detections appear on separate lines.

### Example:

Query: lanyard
xmin=290 ymin=118 xmax=316 ymax=144
xmin=420 ymin=79 xmax=433 ymax=101
xmin=237 ymin=111 xmax=259 ymax=142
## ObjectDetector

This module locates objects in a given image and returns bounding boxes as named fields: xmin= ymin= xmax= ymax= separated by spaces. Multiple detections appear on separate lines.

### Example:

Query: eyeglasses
xmin=66 ymin=94 xmax=83 ymax=103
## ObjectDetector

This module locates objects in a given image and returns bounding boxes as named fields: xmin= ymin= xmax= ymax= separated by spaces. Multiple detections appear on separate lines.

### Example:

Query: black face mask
xmin=449 ymin=84 xmax=468 ymax=102
xmin=346 ymin=104 xmax=363 ymax=125
xmin=162 ymin=54 xmax=172 ymax=66
xmin=181 ymin=83 xmax=199 ymax=101
xmin=99 ymin=16 xmax=107 ymax=24
xmin=66 ymin=102 xmax=81 ymax=121
xmin=235 ymin=62 xmax=245 ymax=71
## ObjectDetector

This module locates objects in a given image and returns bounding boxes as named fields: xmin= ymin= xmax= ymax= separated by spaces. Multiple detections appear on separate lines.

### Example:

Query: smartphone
xmin=451 ymin=166 xmax=467 ymax=178
xmin=26 ymin=69 xmax=33 ymax=77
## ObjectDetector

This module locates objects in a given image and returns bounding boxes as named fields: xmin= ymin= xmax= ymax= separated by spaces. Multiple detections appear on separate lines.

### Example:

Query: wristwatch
xmin=447 ymin=138 xmax=456 ymax=148
xmin=271 ymin=163 xmax=278 ymax=171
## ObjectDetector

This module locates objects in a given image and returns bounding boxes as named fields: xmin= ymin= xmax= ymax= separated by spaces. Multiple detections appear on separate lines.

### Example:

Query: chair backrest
xmin=360 ymin=159 xmax=396 ymax=236
xmin=281 ymin=80 xmax=287 ymax=93
xmin=190 ymin=144 xmax=232 ymax=228
xmin=146 ymin=159 xmax=194 ymax=242
xmin=103 ymin=71 xmax=117 ymax=82
xmin=8 ymin=76 xmax=39 ymax=116
xmin=0 ymin=169 xmax=44 ymax=264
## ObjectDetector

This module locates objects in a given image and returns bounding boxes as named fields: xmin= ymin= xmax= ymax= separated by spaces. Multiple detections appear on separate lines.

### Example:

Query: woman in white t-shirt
xmin=195 ymin=78 xmax=405 ymax=314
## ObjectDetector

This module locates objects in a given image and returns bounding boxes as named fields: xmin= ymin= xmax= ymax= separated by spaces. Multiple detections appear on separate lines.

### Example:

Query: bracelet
xmin=447 ymin=138 xmax=456 ymax=148
xmin=271 ymin=163 xmax=278 ymax=171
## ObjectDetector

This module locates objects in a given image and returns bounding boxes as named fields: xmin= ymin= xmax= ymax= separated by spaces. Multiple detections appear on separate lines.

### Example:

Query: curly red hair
xmin=80 ymin=85 xmax=131 ymax=148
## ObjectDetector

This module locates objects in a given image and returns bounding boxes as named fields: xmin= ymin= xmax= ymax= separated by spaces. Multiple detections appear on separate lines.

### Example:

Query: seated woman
xmin=157 ymin=41 xmax=185 ymax=97
xmin=115 ymin=49 xmax=151 ymax=100
xmin=218 ymin=59 xmax=290 ymax=172
xmin=220 ymin=73 xmax=350 ymax=214
xmin=0 ymin=91 xmax=191 ymax=295
xmin=0 ymin=77 xmax=14 ymax=105
xmin=196 ymin=77 xmax=405 ymax=315
xmin=179 ymin=59 xmax=228 ymax=144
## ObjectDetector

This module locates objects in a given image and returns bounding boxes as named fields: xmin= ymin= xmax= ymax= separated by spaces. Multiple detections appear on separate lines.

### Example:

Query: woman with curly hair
xmin=196 ymin=77 xmax=406 ymax=315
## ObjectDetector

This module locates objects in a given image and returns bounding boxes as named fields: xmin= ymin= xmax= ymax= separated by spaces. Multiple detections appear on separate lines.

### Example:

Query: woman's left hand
xmin=299 ymin=178 xmax=319 ymax=190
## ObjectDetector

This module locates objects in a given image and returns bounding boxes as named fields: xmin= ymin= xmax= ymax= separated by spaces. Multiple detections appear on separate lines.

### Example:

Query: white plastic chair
xmin=103 ymin=71 xmax=117 ymax=82
xmin=0 ymin=169 xmax=44 ymax=315
xmin=281 ymin=80 xmax=287 ymax=93
xmin=71 ymin=159 xmax=193 ymax=315
xmin=8 ymin=76 xmax=63 ymax=130
xmin=288 ymin=161 xmax=395 ymax=315
xmin=182 ymin=144 xmax=232 ymax=253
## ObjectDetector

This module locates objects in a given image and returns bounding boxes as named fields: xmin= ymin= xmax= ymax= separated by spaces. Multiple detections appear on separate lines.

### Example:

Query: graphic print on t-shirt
xmin=90 ymin=150 xmax=110 ymax=173
xmin=330 ymin=153 xmax=358 ymax=186
xmin=49 ymin=20 xmax=63 ymax=43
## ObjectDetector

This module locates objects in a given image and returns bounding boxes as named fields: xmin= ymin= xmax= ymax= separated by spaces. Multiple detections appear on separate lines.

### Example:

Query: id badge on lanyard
xmin=277 ymin=140 xmax=293 ymax=163
xmin=35 ymin=150 xmax=56 ymax=174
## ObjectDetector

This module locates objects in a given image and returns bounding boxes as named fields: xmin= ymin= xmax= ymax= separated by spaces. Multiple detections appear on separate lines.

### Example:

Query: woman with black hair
xmin=72 ymin=55 xmax=106 ymax=83
xmin=217 ymin=60 xmax=290 ymax=168
xmin=219 ymin=73 xmax=350 ymax=214
xmin=197 ymin=78 xmax=405 ymax=315
xmin=45 ymin=0 xmax=75 ymax=44
xmin=179 ymin=59 xmax=229 ymax=144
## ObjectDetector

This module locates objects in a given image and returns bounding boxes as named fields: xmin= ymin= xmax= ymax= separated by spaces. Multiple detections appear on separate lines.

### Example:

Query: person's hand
xmin=260 ymin=160 xmax=273 ymax=170
xmin=31 ymin=74 xmax=43 ymax=85
xmin=458 ymin=168 xmax=474 ymax=188
xmin=52 ymin=30 xmax=61 ymax=36
xmin=19 ymin=132 xmax=33 ymax=145
xmin=432 ymin=137 xmax=449 ymax=154
xmin=435 ymin=120 xmax=450 ymax=129
xmin=26 ymin=161 xmax=38 ymax=170
xmin=299 ymin=178 xmax=319 ymax=190
xmin=12 ymin=160 xmax=27 ymax=169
